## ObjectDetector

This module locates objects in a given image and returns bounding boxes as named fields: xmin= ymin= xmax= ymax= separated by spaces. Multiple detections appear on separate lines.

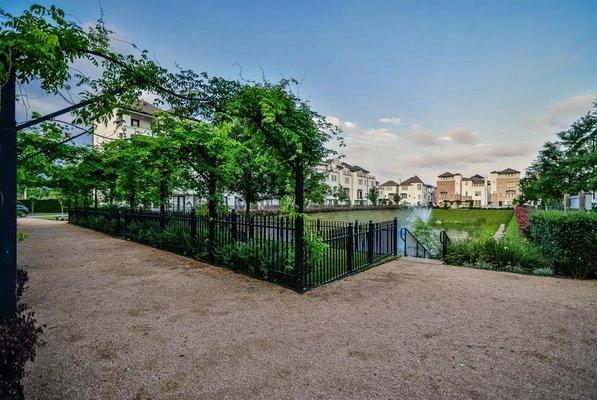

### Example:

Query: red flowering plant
xmin=515 ymin=205 xmax=530 ymax=236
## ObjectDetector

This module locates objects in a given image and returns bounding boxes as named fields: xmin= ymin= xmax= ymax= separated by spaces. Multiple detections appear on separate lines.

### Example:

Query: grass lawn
xmin=430 ymin=209 xmax=513 ymax=238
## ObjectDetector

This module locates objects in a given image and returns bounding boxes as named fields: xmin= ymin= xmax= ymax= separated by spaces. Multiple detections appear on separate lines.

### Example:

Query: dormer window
xmin=131 ymin=118 xmax=140 ymax=127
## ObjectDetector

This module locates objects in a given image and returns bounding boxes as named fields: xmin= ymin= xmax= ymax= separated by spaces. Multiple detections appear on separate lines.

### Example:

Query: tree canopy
xmin=522 ymin=102 xmax=596 ymax=204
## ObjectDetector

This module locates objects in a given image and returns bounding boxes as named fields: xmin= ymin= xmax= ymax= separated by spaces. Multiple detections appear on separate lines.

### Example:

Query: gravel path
xmin=19 ymin=218 xmax=597 ymax=399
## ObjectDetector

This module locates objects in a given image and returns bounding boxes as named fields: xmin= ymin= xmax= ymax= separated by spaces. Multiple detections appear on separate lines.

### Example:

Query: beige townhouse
xmin=489 ymin=168 xmax=521 ymax=207
xmin=92 ymin=100 xmax=161 ymax=146
xmin=398 ymin=176 xmax=434 ymax=207
xmin=435 ymin=172 xmax=490 ymax=207
xmin=379 ymin=180 xmax=400 ymax=204
xmin=317 ymin=159 xmax=378 ymax=206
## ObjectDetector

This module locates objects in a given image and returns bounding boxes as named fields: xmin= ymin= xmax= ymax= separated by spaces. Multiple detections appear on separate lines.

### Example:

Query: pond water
xmin=308 ymin=208 xmax=415 ymax=225
xmin=307 ymin=207 xmax=508 ymax=240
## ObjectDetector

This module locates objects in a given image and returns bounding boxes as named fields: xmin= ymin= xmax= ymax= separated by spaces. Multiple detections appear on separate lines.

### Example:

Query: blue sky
xmin=4 ymin=0 xmax=596 ymax=183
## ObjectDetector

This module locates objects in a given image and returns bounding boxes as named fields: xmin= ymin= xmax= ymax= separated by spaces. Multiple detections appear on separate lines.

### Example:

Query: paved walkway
xmin=18 ymin=218 xmax=597 ymax=399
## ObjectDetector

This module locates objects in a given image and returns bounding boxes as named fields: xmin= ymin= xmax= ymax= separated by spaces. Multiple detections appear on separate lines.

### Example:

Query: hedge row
xmin=17 ymin=199 xmax=63 ymax=213
xmin=529 ymin=211 xmax=596 ymax=278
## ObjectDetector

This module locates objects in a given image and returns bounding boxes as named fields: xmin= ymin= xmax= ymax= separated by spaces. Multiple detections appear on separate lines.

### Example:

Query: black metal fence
xmin=69 ymin=208 xmax=434 ymax=291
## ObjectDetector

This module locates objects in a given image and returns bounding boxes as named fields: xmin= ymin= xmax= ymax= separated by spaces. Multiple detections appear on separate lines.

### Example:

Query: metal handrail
xmin=400 ymin=227 xmax=432 ymax=259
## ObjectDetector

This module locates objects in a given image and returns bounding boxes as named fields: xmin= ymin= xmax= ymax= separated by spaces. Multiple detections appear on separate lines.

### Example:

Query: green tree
xmin=226 ymin=81 xmax=339 ymax=214
xmin=334 ymin=185 xmax=350 ymax=205
xmin=522 ymin=102 xmax=596 ymax=204
xmin=366 ymin=187 xmax=379 ymax=206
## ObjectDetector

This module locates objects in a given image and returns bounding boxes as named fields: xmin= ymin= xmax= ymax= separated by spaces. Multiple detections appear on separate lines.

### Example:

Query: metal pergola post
xmin=0 ymin=69 xmax=17 ymax=319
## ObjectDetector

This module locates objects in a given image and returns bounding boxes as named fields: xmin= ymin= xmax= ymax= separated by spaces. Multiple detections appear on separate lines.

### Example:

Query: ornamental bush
xmin=514 ymin=205 xmax=530 ymax=236
xmin=1 ymin=269 xmax=43 ymax=399
xmin=529 ymin=211 xmax=597 ymax=278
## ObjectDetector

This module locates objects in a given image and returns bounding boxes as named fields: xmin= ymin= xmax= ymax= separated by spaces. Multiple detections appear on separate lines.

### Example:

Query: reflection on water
xmin=309 ymin=207 xmax=475 ymax=240
xmin=309 ymin=208 xmax=413 ymax=224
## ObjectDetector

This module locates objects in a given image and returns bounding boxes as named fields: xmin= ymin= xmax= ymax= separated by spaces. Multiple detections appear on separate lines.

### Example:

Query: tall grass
xmin=445 ymin=235 xmax=550 ymax=274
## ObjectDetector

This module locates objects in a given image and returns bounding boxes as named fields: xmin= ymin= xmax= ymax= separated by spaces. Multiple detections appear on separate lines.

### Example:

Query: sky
xmin=4 ymin=0 xmax=596 ymax=184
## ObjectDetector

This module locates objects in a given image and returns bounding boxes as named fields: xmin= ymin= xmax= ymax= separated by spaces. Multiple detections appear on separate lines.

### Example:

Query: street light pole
xmin=0 ymin=69 xmax=17 ymax=320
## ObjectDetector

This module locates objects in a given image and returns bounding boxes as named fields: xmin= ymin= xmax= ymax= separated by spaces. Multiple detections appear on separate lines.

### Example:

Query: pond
xmin=428 ymin=209 xmax=514 ymax=239
xmin=307 ymin=208 xmax=514 ymax=240
xmin=307 ymin=208 xmax=415 ymax=225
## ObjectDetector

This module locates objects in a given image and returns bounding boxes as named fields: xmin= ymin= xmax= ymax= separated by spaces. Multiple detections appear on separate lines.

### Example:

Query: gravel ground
xmin=18 ymin=218 xmax=597 ymax=400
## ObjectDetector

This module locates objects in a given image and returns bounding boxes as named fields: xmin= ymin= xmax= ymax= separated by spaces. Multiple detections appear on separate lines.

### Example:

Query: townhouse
xmin=435 ymin=172 xmax=490 ymax=207
xmin=435 ymin=169 xmax=520 ymax=207
xmin=92 ymin=100 xmax=160 ymax=146
xmin=316 ymin=159 xmax=378 ymax=206
xmin=489 ymin=168 xmax=521 ymax=207
xmin=379 ymin=180 xmax=400 ymax=204
xmin=397 ymin=176 xmax=435 ymax=207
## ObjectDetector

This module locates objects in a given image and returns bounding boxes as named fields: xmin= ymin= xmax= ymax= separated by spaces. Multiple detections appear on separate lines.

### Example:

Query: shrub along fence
xmin=17 ymin=198 xmax=64 ymax=213
xmin=68 ymin=208 xmax=413 ymax=291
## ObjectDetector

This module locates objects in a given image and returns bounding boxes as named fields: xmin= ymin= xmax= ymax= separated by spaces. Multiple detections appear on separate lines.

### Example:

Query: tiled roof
xmin=495 ymin=168 xmax=520 ymax=174
xmin=380 ymin=180 xmax=399 ymax=187
xmin=438 ymin=172 xmax=455 ymax=178
xmin=400 ymin=175 xmax=425 ymax=186
xmin=341 ymin=162 xmax=369 ymax=174
xmin=126 ymin=100 xmax=163 ymax=116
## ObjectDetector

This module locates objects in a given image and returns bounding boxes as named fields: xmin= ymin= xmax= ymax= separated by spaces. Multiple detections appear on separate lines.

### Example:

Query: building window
xmin=131 ymin=118 xmax=140 ymax=127
xmin=357 ymin=189 xmax=363 ymax=199
xmin=417 ymin=184 xmax=422 ymax=190
xmin=331 ymin=175 xmax=337 ymax=182
xmin=475 ymin=191 xmax=481 ymax=196
xmin=344 ymin=177 xmax=349 ymax=184
xmin=359 ymin=179 xmax=363 ymax=185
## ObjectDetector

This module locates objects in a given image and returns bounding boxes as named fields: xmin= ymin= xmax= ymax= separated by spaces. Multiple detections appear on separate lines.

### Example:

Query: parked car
xmin=17 ymin=204 xmax=29 ymax=217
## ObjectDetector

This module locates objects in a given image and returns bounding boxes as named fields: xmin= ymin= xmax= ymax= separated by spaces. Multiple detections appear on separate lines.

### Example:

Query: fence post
xmin=231 ymin=209 xmax=237 ymax=241
xmin=123 ymin=209 xmax=130 ymax=238
xmin=403 ymin=228 xmax=407 ymax=257
xmin=367 ymin=220 xmax=374 ymax=264
xmin=115 ymin=209 xmax=123 ymax=236
xmin=94 ymin=189 xmax=98 ymax=212
xmin=249 ymin=216 xmax=255 ymax=240
xmin=83 ymin=196 xmax=87 ymax=222
xmin=316 ymin=218 xmax=321 ymax=233
xmin=294 ymin=165 xmax=305 ymax=293
xmin=159 ymin=204 xmax=166 ymax=231
xmin=347 ymin=222 xmax=354 ymax=273
xmin=393 ymin=217 xmax=398 ymax=256
xmin=190 ymin=208 xmax=197 ymax=241
xmin=208 ymin=212 xmax=216 ymax=264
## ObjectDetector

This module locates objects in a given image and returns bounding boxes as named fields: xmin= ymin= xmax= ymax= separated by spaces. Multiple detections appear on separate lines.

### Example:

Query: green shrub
xmin=529 ymin=211 xmax=596 ymax=278
xmin=216 ymin=240 xmax=291 ymax=278
xmin=412 ymin=218 xmax=441 ymax=256
xmin=445 ymin=235 xmax=549 ymax=273
xmin=17 ymin=199 xmax=63 ymax=213
xmin=532 ymin=267 xmax=553 ymax=276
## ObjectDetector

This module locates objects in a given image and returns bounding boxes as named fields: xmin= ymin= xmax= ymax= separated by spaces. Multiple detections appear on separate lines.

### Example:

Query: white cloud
xmin=325 ymin=115 xmax=342 ymax=128
xmin=440 ymin=127 xmax=479 ymax=144
xmin=530 ymin=94 xmax=596 ymax=135
xmin=546 ymin=94 xmax=595 ymax=130
xmin=379 ymin=117 xmax=401 ymax=125
xmin=344 ymin=121 xmax=358 ymax=129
